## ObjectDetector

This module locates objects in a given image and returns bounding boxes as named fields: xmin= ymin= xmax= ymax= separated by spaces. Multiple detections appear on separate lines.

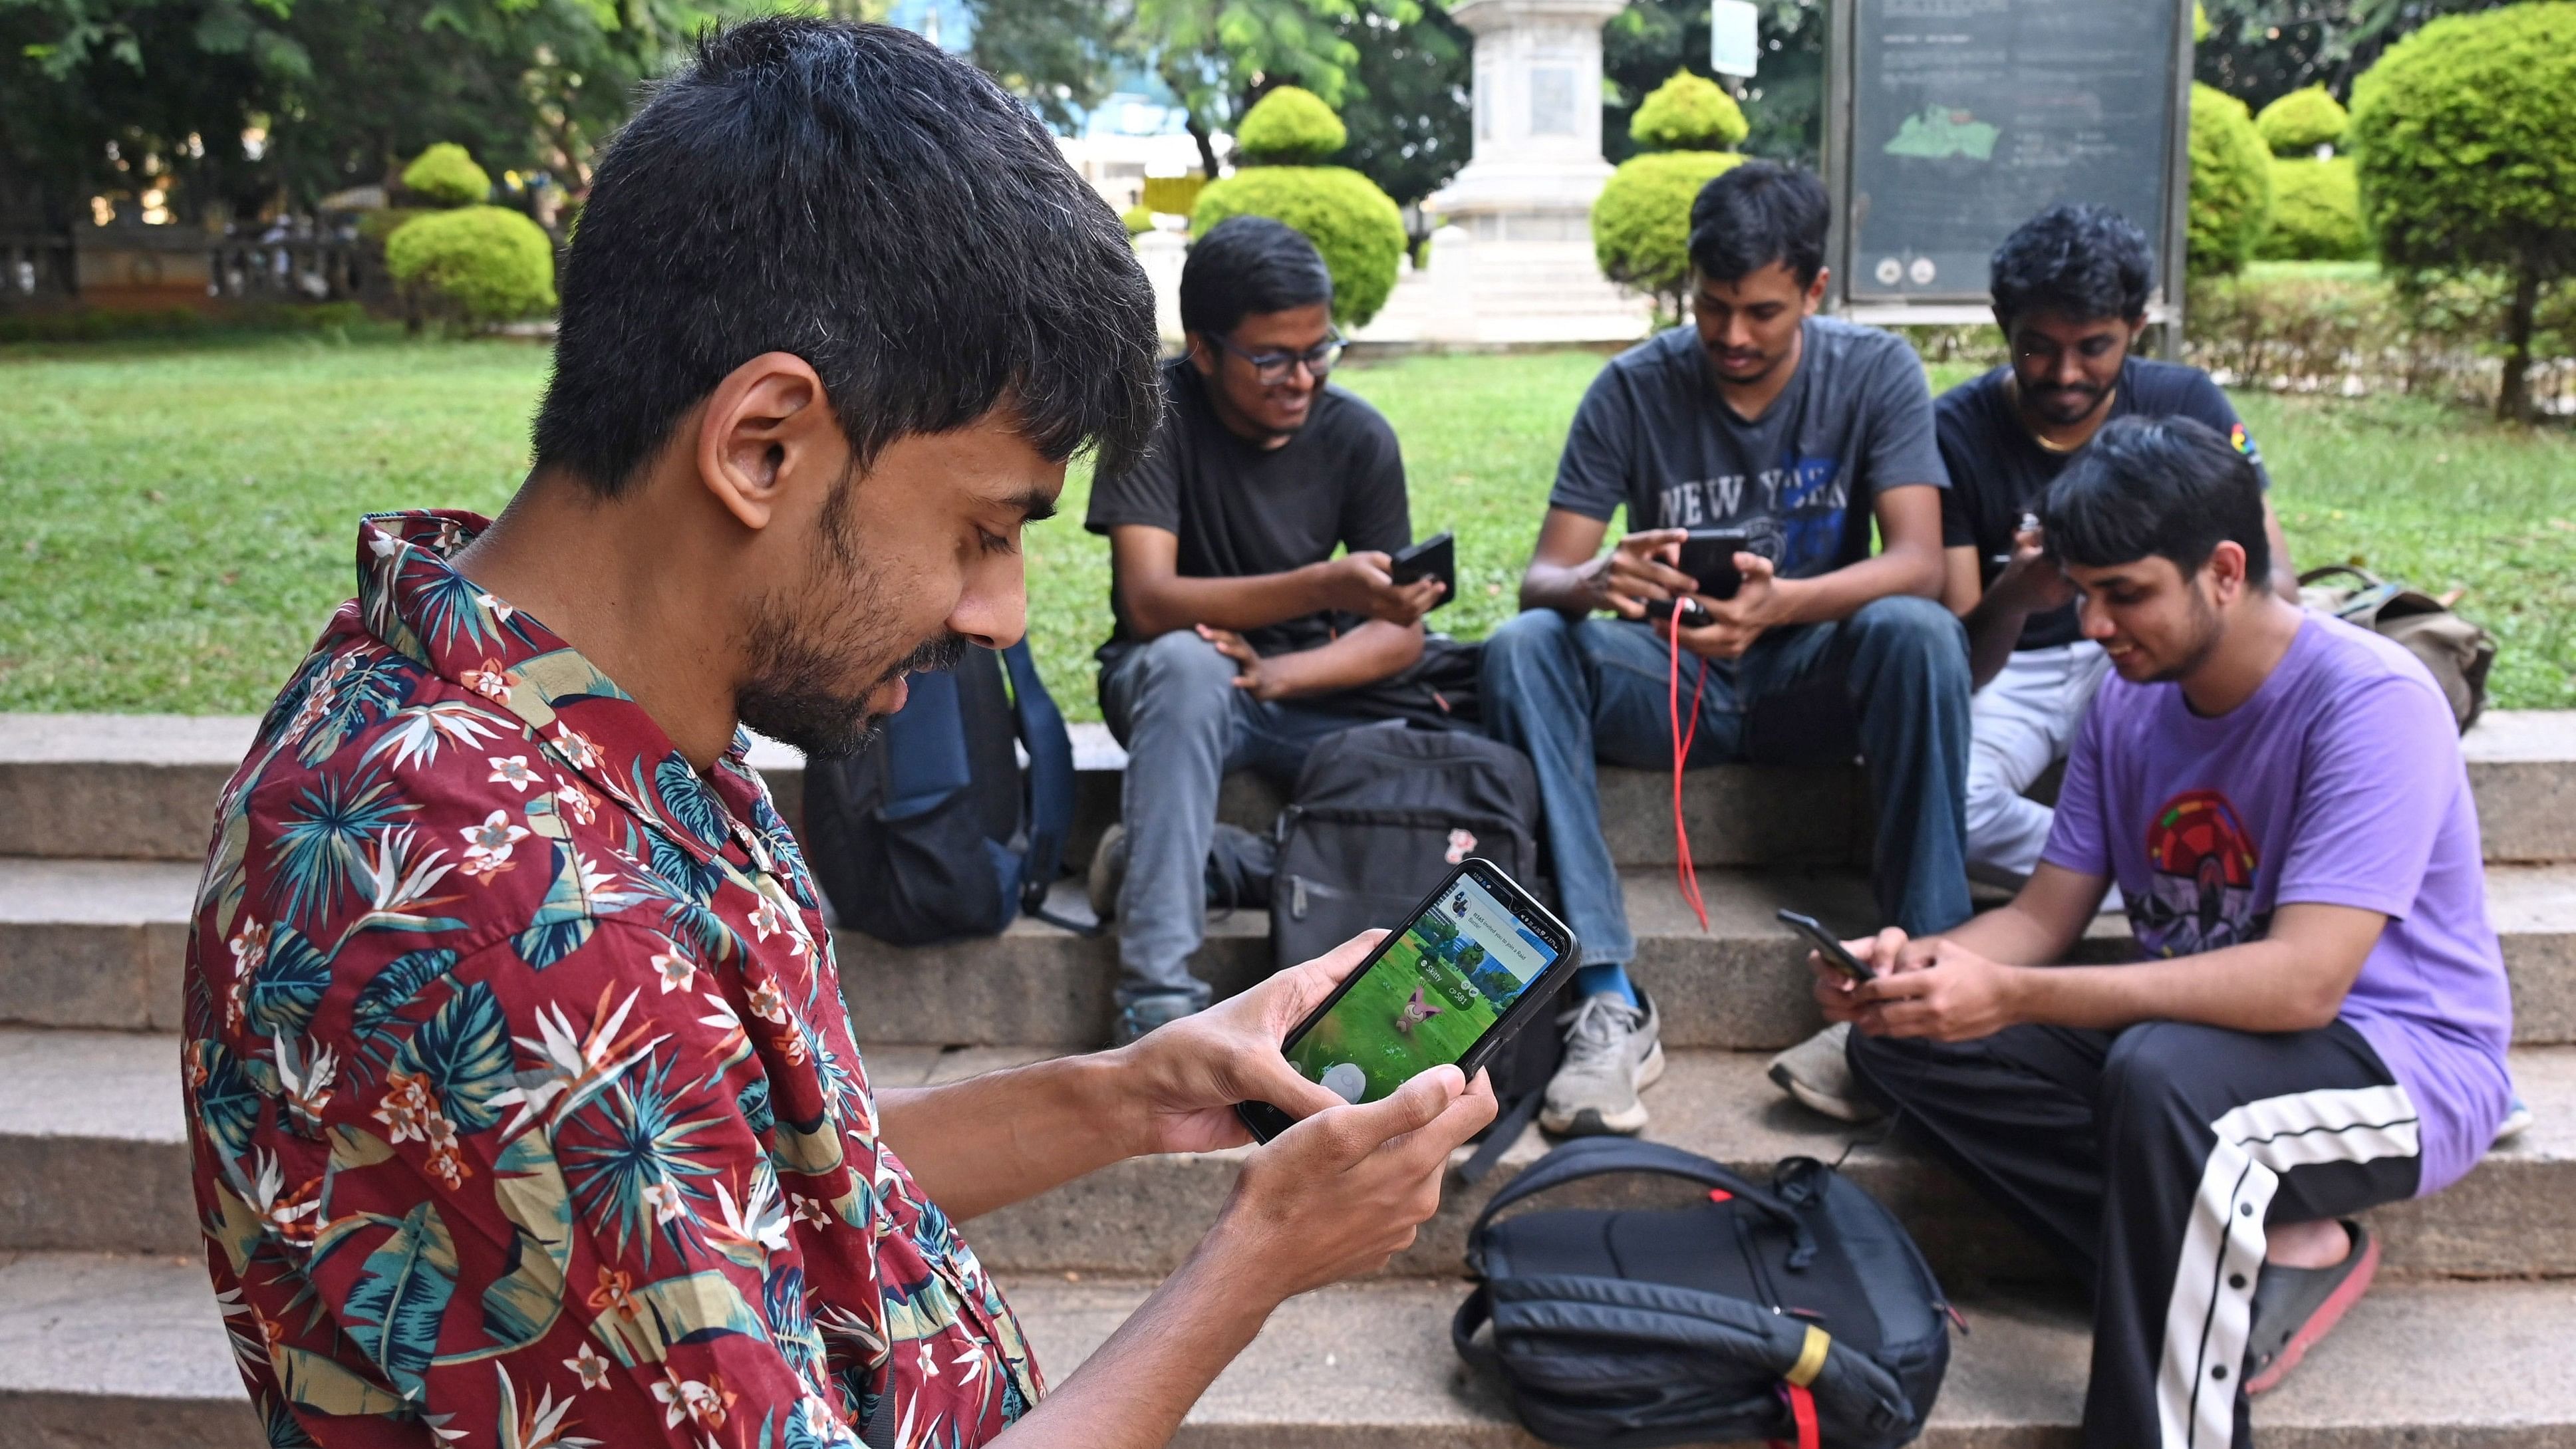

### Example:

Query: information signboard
xmin=1826 ymin=0 xmax=2192 ymax=321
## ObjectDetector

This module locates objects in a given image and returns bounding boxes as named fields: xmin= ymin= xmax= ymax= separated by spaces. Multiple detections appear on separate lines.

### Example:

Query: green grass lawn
xmin=4 ymin=334 xmax=2571 ymax=716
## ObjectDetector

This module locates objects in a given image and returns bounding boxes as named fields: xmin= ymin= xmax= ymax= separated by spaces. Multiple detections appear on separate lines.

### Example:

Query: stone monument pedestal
xmin=1392 ymin=0 xmax=1649 ymax=346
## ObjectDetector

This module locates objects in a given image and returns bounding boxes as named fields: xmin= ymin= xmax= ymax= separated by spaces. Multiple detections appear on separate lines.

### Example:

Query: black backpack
xmin=1269 ymin=720 xmax=1555 ymax=1160
xmin=802 ymin=640 xmax=1086 ymax=946
xmin=1455 ymin=1138 xmax=1951 ymax=1449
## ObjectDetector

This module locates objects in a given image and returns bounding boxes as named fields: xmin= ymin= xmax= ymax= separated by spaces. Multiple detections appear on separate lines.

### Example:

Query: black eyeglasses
xmin=1211 ymin=329 xmax=1345 ymax=386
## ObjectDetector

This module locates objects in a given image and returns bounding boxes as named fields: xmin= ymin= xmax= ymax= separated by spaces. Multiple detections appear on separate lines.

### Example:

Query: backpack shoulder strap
xmin=999 ymin=640 xmax=1095 ymax=932
xmin=1471 ymin=1136 xmax=1814 ymax=1260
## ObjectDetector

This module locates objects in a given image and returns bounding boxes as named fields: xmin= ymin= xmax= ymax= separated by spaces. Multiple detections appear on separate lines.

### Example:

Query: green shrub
xmin=1628 ymin=70 xmax=1747 ymax=152
xmin=2190 ymin=82 xmax=2273 ymax=278
xmin=2350 ymin=1 xmax=2576 ymax=418
xmin=1142 ymin=174 xmax=1205 ymax=216
xmin=2257 ymin=156 xmax=2366 ymax=261
xmin=2257 ymin=84 xmax=2348 ymax=155
xmin=1234 ymin=86 xmax=1348 ymax=166
xmin=384 ymin=205 xmax=557 ymax=326
xmin=400 ymin=143 xmax=492 ymax=207
xmin=1191 ymin=166 xmax=1406 ymax=328
xmin=1121 ymin=204 xmax=1155 ymax=235
xmin=1592 ymin=150 xmax=1747 ymax=324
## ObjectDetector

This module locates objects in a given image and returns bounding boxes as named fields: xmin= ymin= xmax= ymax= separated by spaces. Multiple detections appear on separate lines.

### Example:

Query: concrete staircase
xmin=5 ymin=711 xmax=2575 ymax=1446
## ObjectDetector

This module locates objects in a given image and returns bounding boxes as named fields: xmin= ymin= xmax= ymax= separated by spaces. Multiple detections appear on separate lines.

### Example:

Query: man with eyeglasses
xmin=1085 ymin=215 xmax=1445 ymax=1043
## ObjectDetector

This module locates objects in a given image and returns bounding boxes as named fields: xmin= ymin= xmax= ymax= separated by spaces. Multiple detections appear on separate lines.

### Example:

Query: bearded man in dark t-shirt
xmin=1085 ymin=217 xmax=1443 ymax=1042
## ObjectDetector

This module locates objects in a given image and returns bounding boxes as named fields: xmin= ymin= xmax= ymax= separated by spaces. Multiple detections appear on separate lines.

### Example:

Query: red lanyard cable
xmin=1667 ymin=616 xmax=1711 ymax=932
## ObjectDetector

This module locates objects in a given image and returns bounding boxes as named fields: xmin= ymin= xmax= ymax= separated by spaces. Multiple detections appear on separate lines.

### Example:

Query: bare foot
xmin=2265 ymin=1218 xmax=2352 ymax=1270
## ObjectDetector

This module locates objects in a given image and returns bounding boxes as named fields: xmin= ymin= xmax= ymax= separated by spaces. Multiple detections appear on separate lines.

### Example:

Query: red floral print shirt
xmin=183 ymin=510 xmax=1038 ymax=1449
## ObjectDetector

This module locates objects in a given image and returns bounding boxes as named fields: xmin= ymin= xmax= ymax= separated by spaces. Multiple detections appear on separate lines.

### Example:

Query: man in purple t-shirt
xmin=1814 ymin=416 xmax=2510 ymax=1449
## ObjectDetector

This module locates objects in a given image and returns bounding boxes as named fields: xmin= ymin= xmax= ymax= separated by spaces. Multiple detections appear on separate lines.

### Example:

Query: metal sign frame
xmin=1822 ymin=0 xmax=2195 ymax=341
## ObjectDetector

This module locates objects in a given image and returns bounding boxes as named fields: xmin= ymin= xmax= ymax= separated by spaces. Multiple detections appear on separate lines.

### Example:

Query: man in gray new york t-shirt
xmin=1481 ymin=163 xmax=1973 ymax=1136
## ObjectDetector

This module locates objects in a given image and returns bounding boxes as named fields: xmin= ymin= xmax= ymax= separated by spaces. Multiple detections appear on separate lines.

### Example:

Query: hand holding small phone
xmin=1387 ymin=531 xmax=1455 ymax=614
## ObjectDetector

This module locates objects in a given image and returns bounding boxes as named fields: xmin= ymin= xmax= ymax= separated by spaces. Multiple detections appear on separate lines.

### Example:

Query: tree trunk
xmin=1185 ymin=112 xmax=1222 ymax=182
xmin=2497 ymin=256 xmax=2539 ymax=423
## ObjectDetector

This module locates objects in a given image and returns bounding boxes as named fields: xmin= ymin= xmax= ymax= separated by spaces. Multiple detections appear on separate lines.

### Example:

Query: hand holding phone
xmin=1675 ymin=529 xmax=1753 ymax=601
xmin=1236 ymin=859 xmax=1578 ymax=1142
xmin=1387 ymin=531 xmax=1455 ymax=612
xmin=1777 ymin=908 xmax=1876 ymax=983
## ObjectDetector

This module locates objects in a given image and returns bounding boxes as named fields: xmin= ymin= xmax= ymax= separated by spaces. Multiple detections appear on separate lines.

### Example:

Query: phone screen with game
xmin=1237 ymin=860 xmax=1575 ymax=1141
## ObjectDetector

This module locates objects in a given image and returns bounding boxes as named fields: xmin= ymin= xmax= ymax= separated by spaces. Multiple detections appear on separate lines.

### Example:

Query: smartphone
xmin=1388 ymin=531 xmax=1455 ymax=612
xmin=1235 ymin=858 xmax=1578 ymax=1142
xmin=1777 ymin=908 xmax=1876 ymax=984
xmin=1676 ymin=529 xmax=1753 ymax=601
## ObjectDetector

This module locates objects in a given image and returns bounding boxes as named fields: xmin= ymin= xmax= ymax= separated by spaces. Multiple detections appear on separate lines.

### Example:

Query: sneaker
xmin=1540 ymin=990 xmax=1665 ymax=1136
xmin=1086 ymin=824 xmax=1128 ymax=923
xmin=1767 ymin=1021 xmax=1883 ymax=1124
xmin=1113 ymin=990 xmax=1197 ymax=1047
xmin=2495 ymin=1092 xmax=2534 ymax=1145
xmin=2243 ymin=1220 xmax=2380 ymax=1395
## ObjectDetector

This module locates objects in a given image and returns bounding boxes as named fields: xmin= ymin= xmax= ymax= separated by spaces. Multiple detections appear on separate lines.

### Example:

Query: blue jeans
xmin=1479 ymin=599 xmax=1973 ymax=967
xmin=1098 ymin=631 xmax=1369 ymax=1008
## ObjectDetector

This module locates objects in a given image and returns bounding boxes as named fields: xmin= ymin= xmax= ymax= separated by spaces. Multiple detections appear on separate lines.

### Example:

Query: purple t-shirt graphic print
xmin=2043 ymin=613 xmax=2512 ymax=1195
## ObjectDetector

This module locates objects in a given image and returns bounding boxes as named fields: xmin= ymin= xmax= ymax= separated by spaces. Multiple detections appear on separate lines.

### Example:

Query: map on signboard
xmin=1882 ymin=105 xmax=2000 ymax=162
xmin=1847 ymin=0 xmax=2181 ymax=301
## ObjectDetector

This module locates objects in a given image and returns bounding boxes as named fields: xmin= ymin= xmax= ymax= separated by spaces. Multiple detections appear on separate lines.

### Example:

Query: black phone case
xmin=1234 ymin=858 xmax=1578 ymax=1142
xmin=1677 ymin=531 xmax=1749 ymax=600
xmin=1389 ymin=531 xmax=1455 ymax=611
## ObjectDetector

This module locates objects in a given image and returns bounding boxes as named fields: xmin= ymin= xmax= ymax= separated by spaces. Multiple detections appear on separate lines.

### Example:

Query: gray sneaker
xmin=1541 ymin=991 xmax=1665 ymax=1136
xmin=1113 ymin=989 xmax=1198 ymax=1047
xmin=1086 ymin=824 xmax=1128 ymax=923
xmin=1767 ymin=1022 xmax=1883 ymax=1124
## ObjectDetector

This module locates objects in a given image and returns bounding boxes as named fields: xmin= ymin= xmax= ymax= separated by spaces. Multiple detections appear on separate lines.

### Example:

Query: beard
xmin=734 ymin=463 xmax=972 ymax=761
xmin=2142 ymin=581 xmax=2227 ymax=686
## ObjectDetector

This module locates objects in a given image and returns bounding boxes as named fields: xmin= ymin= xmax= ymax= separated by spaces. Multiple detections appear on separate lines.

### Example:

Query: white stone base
xmin=1352 ymin=227 xmax=1652 ymax=347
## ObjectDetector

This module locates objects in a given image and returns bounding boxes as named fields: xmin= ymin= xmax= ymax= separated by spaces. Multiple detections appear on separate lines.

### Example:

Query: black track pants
xmin=1846 ymin=1019 xmax=2422 ymax=1449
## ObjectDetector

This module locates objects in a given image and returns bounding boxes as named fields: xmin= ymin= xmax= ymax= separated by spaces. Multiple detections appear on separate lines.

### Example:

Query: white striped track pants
xmin=1847 ymin=1019 xmax=2421 ymax=1449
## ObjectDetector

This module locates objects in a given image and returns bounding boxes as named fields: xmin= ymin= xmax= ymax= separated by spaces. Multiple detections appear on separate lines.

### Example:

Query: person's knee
xmin=1852 ymin=594 xmax=1969 ymax=662
xmin=1133 ymin=630 xmax=1238 ymax=712
xmin=2100 ymin=1021 xmax=2223 ymax=1119
xmin=1482 ymin=608 xmax=1570 ymax=672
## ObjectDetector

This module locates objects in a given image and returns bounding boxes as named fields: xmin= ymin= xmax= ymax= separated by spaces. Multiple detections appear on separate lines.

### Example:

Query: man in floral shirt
xmin=184 ymin=20 xmax=1495 ymax=1449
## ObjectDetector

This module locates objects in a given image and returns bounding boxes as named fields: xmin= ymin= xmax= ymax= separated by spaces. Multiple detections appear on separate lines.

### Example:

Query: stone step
xmin=1 ymin=1250 xmax=2569 ymax=1449
xmin=9 ymin=710 xmax=2575 ymax=866
xmin=9 ymin=1025 xmax=2567 ymax=1283
xmin=10 ymin=855 xmax=2575 ymax=1052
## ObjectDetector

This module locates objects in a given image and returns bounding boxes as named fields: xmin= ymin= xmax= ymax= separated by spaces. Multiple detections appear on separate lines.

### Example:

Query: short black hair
xmin=2042 ymin=415 xmax=2269 ymax=583
xmin=1989 ymin=204 xmax=2153 ymax=327
xmin=1687 ymin=161 xmax=1830 ymax=289
xmin=1179 ymin=215 xmax=1334 ymax=339
xmin=531 ymin=17 xmax=1159 ymax=496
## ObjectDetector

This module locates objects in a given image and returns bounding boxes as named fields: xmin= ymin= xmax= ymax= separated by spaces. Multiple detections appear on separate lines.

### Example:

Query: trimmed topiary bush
xmin=2256 ymin=84 xmax=2348 ymax=155
xmin=2257 ymin=156 xmax=2366 ymax=261
xmin=2190 ymin=82 xmax=2273 ymax=279
xmin=384 ymin=204 xmax=557 ymax=327
xmin=1592 ymin=150 xmax=1748 ymax=324
xmin=1234 ymin=86 xmax=1349 ymax=166
xmin=1628 ymin=70 xmax=1748 ymax=152
xmin=400 ymin=143 xmax=492 ymax=207
xmin=1121 ymin=204 xmax=1155 ymax=235
xmin=2349 ymin=1 xmax=2576 ymax=419
xmin=1193 ymin=166 xmax=1406 ymax=327
xmin=1141 ymin=174 xmax=1205 ymax=216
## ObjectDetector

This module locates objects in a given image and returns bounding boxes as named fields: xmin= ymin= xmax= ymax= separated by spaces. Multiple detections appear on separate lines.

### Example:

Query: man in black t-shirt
xmin=1085 ymin=217 xmax=1443 ymax=1043
xmin=1765 ymin=205 xmax=2298 ymax=1122
xmin=1482 ymin=163 xmax=1971 ymax=1136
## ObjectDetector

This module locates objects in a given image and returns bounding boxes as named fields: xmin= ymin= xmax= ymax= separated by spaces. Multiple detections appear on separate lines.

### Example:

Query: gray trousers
xmin=1097 ymin=631 xmax=1371 ymax=1008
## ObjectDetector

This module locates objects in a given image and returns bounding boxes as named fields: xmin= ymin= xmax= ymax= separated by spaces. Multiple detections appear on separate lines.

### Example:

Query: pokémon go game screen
xmin=1285 ymin=874 xmax=1562 ymax=1105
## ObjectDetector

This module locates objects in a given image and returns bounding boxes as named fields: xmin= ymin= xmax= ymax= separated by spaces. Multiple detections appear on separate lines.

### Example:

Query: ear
xmin=1185 ymin=332 xmax=1218 ymax=378
xmin=2124 ymin=315 xmax=2150 ymax=350
xmin=694 ymin=351 xmax=840 ymax=534
xmin=1804 ymin=266 xmax=1830 ymax=313
xmin=2204 ymin=539 xmax=2251 ymax=604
